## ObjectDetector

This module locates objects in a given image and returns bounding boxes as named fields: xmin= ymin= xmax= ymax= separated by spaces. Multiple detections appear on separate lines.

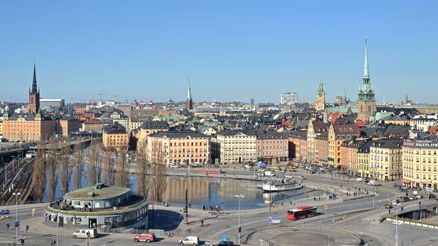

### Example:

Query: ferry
xmin=262 ymin=182 xmax=303 ymax=192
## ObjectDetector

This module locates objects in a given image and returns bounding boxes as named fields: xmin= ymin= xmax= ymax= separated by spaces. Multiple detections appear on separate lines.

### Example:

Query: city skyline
xmin=1 ymin=1 xmax=438 ymax=103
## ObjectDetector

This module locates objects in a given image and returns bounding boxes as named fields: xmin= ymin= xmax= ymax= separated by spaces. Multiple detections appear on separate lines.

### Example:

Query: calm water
xmin=42 ymin=162 xmax=322 ymax=210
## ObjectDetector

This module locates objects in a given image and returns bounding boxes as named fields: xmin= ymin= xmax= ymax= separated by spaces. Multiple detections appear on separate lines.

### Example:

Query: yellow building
xmin=370 ymin=139 xmax=403 ymax=181
xmin=0 ymin=120 xmax=3 ymax=136
xmin=102 ymin=123 xmax=129 ymax=151
xmin=402 ymin=139 xmax=438 ymax=189
xmin=81 ymin=119 xmax=103 ymax=133
xmin=357 ymin=140 xmax=373 ymax=178
xmin=328 ymin=123 xmax=360 ymax=167
xmin=2 ymin=113 xmax=57 ymax=142
xmin=147 ymin=131 xmax=209 ymax=166
xmin=136 ymin=121 xmax=169 ymax=152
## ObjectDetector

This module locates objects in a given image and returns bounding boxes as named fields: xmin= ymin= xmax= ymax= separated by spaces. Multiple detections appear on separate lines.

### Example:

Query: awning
xmin=402 ymin=179 xmax=411 ymax=184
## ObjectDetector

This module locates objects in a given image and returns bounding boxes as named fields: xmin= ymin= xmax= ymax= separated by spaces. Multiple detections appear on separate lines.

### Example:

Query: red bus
xmin=287 ymin=205 xmax=317 ymax=220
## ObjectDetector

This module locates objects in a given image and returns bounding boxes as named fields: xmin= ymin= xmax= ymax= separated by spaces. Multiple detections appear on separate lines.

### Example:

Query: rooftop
xmin=64 ymin=184 xmax=130 ymax=201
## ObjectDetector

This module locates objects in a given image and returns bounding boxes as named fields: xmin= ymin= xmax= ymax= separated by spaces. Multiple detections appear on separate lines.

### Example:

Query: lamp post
xmin=12 ymin=192 xmax=21 ymax=239
xmin=395 ymin=209 xmax=398 ymax=246
xmin=234 ymin=194 xmax=244 ymax=245
xmin=57 ymin=212 xmax=62 ymax=246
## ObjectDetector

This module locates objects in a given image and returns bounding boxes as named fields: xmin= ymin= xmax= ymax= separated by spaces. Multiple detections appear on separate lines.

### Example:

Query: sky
xmin=1 ymin=1 xmax=437 ymax=104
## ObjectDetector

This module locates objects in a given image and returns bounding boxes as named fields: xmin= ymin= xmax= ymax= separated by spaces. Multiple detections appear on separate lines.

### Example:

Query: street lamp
xmin=12 ymin=192 xmax=21 ymax=239
xmin=57 ymin=212 xmax=63 ymax=246
xmin=234 ymin=194 xmax=244 ymax=245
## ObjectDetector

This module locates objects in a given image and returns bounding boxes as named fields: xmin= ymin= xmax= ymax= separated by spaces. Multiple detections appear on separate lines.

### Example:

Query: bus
xmin=287 ymin=205 xmax=317 ymax=220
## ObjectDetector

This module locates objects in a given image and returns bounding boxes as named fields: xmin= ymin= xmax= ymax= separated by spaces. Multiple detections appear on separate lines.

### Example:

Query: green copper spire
xmin=363 ymin=39 xmax=369 ymax=79
xmin=187 ymin=79 xmax=192 ymax=100
xmin=317 ymin=81 xmax=324 ymax=96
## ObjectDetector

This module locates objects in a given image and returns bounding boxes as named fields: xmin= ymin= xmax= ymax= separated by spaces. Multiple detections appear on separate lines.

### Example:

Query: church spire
xmin=32 ymin=63 xmax=38 ymax=93
xmin=363 ymin=39 xmax=370 ymax=80
xmin=187 ymin=79 xmax=192 ymax=100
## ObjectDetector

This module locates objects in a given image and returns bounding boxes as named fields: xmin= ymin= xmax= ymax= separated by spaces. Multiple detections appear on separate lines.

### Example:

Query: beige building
xmin=147 ymin=131 xmax=209 ymax=166
xmin=81 ymin=119 xmax=103 ymax=133
xmin=402 ymin=139 xmax=438 ymax=189
xmin=102 ymin=123 xmax=129 ymax=151
xmin=136 ymin=121 xmax=169 ymax=152
xmin=59 ymin=118 xmax=81 ymax=138
xmin=370 ymin=139 xmax=403 ymax=181
xmin=215 ymin=131 xmax=257 ymax=164
xmin=2 ymin=113 xmax=57 ymax=142
xmin=328 ymin=123 xmax=360 ymax=167
xmin=256 ymin=132 xmax=288 ymax=163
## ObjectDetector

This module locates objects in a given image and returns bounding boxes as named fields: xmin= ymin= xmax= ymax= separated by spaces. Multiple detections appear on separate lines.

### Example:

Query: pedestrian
xmin=6 ymin=223 xmax=10 ymax=230
xmin=26 ymin=225 xmax=29 ymax=232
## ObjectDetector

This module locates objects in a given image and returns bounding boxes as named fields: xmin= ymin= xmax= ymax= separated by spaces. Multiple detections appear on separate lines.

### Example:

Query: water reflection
xmin=42 ymin=163 xmax=319 ymax=210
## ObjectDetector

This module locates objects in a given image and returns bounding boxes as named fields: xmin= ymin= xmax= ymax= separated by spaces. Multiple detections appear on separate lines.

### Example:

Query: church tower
xmin=315 ymin=81 xmax=325 ymax=111
xmin=357 ymin=40 xmax=376 ymax=122
xmin=28 ymin=64 xmax=40 ymax=114
xmin=185 ymin=79 xmax=193 ymax=110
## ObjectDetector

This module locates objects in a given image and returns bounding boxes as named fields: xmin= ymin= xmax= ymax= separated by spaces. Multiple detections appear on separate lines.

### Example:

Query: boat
xmin=262 ymin=182 xmax=303 ymax=192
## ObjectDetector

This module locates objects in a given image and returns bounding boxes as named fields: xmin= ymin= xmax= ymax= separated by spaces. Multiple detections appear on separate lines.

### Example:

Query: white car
xmin=179 ymin=236 xmax=199 ymax=246
xmin=264 ymin=171 xmax=276 ymax=177
xmin=295 ymin=175 xmax=305 ymax=180
xmin=73 ymin=228 xmax=97 ymax=239
xmin=356 ymin=178 xmax=363 ymax=182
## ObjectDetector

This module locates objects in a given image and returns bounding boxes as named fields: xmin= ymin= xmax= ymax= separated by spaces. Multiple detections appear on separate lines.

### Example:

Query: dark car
xmin=0 ymin=209 xmax=10 ymax=215
xmin=216 ymin=241 xmax=235 ymax=246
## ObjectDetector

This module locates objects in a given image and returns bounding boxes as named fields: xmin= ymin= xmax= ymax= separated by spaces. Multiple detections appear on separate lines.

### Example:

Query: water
xmin=42 ymin=162 xmax=322 ymax=210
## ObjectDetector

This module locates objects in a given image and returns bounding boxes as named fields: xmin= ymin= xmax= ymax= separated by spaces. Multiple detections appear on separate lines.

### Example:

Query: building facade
xmin=256 ymin=132 xmax=288 ymax=163
xmin=136 ymin=121 xmax=169 ymax=152
xmin=370 ymin=139 xmax=403 ymax=181
xmin=28 ymin=65 xmax=40 ymax=114
xmin=402 ymin=139 xmax=438 ymax=189
xmin=281 ymin=92 xmax=298 ymax=105
xmin=2 ymin=114 xmax=57 ymax=142
xmin=147 ymin=131 xmax=209 ymax=165
xmin=216 ymin=131 xmax=257 ymax=164
xmin=102 ymin=123 xmax=129 ymax=151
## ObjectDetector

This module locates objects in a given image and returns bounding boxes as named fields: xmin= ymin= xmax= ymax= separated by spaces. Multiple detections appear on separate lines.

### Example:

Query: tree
xmin=136 ymin=146 xmax=150 ymax=199
xmin=87 ymin=140 xmax=99 ymax=185
xmin=115 ymin=149 xmax=129 ymax=187
xmin=73 ymin=142 xmax=84 ymax=189
xmin=31 ymin=146 xmax=46 ymax=202
xmin=149 ymin=143 xmax=167 ymax=203
xmin=59 ymin=146 xmax=70 ymax=195
xmin=104 ymin=151 xmax=114 ymax=185
xmin=46 ymin=149 xmax=58 ymax=202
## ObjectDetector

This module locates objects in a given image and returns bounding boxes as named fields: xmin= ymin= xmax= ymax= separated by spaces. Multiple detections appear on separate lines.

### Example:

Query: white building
xmin=281 ymin=92 xmax=298 ymax=105
xmin=215 ymin=130 xmax=257 ymax=164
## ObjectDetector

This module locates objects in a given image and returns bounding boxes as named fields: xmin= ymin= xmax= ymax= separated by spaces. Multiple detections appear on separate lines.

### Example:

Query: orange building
xmin=102 ymin=123 xmax=129 ymax=151
xmin=2 ymin=114 xmax=57 ymax=142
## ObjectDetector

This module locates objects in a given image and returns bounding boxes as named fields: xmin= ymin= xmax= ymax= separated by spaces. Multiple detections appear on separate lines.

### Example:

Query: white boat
xmin=262 ymin=183 xmax=303 ymax=192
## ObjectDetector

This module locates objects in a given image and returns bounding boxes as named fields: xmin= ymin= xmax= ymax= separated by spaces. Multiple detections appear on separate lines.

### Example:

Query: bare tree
xmin=136 ymin=146 xmax=150 ymax=199
xmin=59 ymin=146 xmax=70 ymax=195
xmin=31 ymin=147 xmax=46 ymax=202
xmin=46 ymin=150 xmax=58 ymax=202
xmin=87 ymin=140 xmax=99 ymax=185
xmin=103 ymin=151 xmax=114 ymax=185
xmin=73 ymin=142 xmax=84 ymax=189
xmin=149 ymin=143 xmax=167 ymax=203
xmin=115 ymin=149 xmax=129 ymax=187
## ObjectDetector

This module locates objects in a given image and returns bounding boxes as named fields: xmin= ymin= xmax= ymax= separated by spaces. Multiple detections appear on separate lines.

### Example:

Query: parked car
xmin=384 ymin=204 xmax=393 ymax=209
xmin=295 ymin=175 xmax=305 ymax=180
xmin=73 ymin=228 xmax=97 ymax=239
xmin=134 ymin=232 xmax=155 ymax=243
xmin=264 ymin=170 xmax=276 ymax=177
xmin=179 ymin=236 xmax=199 ymax=246
xmin=356 ymin=178 xmax=363 ymax=182
xmin=217 ymin=236 xmax=234 ymax=246
xmin=0 ymin=209 xmax=10 ymax=215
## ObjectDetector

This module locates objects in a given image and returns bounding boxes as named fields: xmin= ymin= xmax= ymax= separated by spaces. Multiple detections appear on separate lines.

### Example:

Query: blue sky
xmin=1 ymin=1 xmax=437 ymax=104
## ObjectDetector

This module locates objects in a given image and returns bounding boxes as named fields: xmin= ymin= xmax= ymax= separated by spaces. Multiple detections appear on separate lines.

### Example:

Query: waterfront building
xmin=357 ymin=40 xmax=376 ymax=122
xmin=315 ymin=133 xmax=329 ymax=165
xmin=102 ymin=123 xmax=129 ymax=151
xmin=147 ymin=131 xmax=209 ymax=165
xmin=44 ymin=184 xmax=148 ymax=228
xmin=307 ymin=119 xmax=329 ymax=163
xmin=256 ymin=132 xmax=288 ymax=163
xmin=136 ymin=121 xmax=169 ymax=151
xmin=328 ymin=123 xmax=360 ymax=167
xmin=281 ymin=92 xmax=298 ymax=105
xmin=28 ymin=64 xmax=40 ymax=114
xmin=402 ymin=138 xmax=438 ymax=189
xmin=315 ymin=81 xmax=325 ymax=111
xmin=215 ymin=130 xmax=257 ymax=164
xmin=287 ymin=131 xmax=305 ymax=161
xmin=370 ymin=139 xmax=403 ymax=181
xmin=2 ymin=113 xmax=57 ymax=142
xmin=357 ymin=140 xmax=373 ymax=178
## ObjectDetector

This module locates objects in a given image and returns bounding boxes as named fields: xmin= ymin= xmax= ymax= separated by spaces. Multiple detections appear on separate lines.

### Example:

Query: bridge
xmin=29 ymin=138 xmax=100 ymax=151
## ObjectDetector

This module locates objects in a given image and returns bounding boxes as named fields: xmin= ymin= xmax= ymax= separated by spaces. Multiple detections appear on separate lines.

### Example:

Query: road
xmin=0 ymin=165 xmax=437 ymax=245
